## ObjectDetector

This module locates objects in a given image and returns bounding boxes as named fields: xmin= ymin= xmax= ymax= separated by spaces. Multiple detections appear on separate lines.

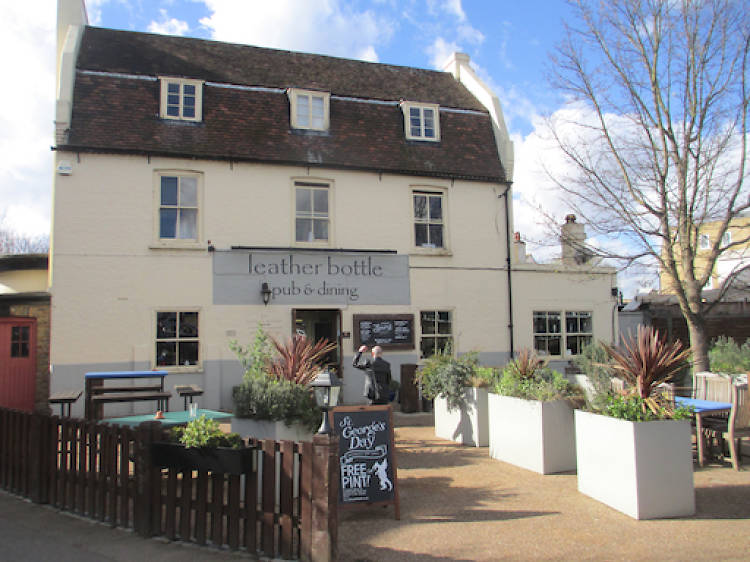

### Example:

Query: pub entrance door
xmin=0 ymin=317 xmax=37 ymax=412
xmin=292 ymin=309 xmax=342 ymax=375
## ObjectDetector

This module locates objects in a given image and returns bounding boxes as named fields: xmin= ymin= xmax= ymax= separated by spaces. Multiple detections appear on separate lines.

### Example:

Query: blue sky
xmin=0 ymin=0 xmax=650 ymax=294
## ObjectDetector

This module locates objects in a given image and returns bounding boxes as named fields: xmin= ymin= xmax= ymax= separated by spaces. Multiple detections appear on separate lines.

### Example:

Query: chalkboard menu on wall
xmin=353 ymin=314 xmax=414 ymax=351
xmin=331 ymin=405 xmax=400 ymax=519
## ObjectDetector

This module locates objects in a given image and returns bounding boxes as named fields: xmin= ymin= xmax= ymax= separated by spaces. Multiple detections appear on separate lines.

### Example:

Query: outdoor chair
xmin=703 ymin=383 xmax=750 ymax=470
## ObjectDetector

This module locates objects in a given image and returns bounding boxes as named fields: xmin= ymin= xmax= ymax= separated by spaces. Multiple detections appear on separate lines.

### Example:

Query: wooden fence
xmin=0 ymin=407 xmax=338 ymax=561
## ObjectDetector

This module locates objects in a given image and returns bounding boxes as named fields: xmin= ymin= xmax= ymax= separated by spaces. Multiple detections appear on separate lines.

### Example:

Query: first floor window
xmin=159 ymin=174 xmax=199 ymax=240
xmin=156 ymin=311 xmax=199 ymax=367
xmin=533 ymin=310 xmax=592 ymax=357
xmin=413 ymin=191 xmax=444 ymax=248
xmin=295 ymin=181 xmax=329 ymax=243
xmin=420 ymin=310 xmax=452 ymax=358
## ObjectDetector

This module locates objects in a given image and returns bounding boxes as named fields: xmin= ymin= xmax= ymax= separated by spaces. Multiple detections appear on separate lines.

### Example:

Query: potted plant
xmin=152 ymin=415 xmax=252 ymax=475
xmin=575 ymin=325 xmax=695 ymax=519
xmin=416 ymin=349 xmax=491 ymax=447
xmin=230 ymin=327 xmax=332 ymax=442
xmin=487 ymin=349 xmax=583 ymax=474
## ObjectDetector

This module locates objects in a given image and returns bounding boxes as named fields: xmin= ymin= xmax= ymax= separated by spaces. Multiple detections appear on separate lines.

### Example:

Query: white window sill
xmin=410 ymin=247 xmax=452 ymax=257
xmin=150 ymin=242 xmax=206 ymax=251
xmin=156 ymin=366 xmax=204 ymax=375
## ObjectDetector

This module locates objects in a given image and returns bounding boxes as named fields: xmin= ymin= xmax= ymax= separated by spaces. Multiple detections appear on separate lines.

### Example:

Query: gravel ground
xmin=338 ymin=420 xmax=750 ymax=561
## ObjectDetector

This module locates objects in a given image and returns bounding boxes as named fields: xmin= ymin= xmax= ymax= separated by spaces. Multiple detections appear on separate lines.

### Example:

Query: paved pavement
xmin=2 ymin=413 xmax=750 ymax=561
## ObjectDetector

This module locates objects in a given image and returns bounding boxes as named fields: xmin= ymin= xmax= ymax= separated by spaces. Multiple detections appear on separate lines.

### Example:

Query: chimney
xmin=561 ymin=214 xmax=588 ymax=265
xmin=513 ymin=232 xmax=526 ymax=264
xmin=56 ymin=0 xmax=88 ymax=145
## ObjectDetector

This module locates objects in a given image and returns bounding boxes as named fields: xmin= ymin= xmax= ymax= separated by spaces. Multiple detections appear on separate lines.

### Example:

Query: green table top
xmin=105 ymin=409 xmax=233 ymax=427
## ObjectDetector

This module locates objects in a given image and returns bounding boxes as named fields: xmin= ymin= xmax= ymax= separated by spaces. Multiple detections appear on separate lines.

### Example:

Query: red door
xmin=0 ymin=317 xmax=37 ymax=412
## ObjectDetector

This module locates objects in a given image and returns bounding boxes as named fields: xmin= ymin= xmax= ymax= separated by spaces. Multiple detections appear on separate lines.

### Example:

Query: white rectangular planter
xmin=434 ymin=387 xmax=489 ymax=447
xmin=488 ymin=393 xmax=576 ymax=474
xmin=575 ymin=410 xmax=695 ymax=520
xmin=231 ymin=417 xmax=313 ymax=442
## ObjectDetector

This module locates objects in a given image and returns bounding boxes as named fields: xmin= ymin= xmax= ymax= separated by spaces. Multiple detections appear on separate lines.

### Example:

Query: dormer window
xmin=160 ymin=77 xmax=203 ymax=122
xmin=288 ymin=89 xmax=330 ymax=131
xmin=401 ymin=102 xmax=440 ymax=142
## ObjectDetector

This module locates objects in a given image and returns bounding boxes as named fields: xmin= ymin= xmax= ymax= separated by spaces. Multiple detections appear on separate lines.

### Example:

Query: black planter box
xmin=152 ymin=442 xmax=255 ymax=475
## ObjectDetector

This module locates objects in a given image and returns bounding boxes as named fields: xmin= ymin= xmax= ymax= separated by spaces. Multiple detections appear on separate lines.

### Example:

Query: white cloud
xmin=441 ymin=0 xmax=466 ymax=22
xmin=0 ymin=0 xmax=56 ymax=238
xmin=85 ymin=0 xmax=109 ymax=26
xmin=197 ymin=0 xmax=394 ymax=62
xmin=426 ymin=37 xmax=459 ymax=69
xmin=148 ymin=9 xmax=189 ymax=36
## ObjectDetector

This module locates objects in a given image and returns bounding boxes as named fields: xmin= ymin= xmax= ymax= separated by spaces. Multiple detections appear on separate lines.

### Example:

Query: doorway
xmin=292 ymin=309 xmax=341 ymax=375
xmin=0 ymin=317 xmax=37 ymax=412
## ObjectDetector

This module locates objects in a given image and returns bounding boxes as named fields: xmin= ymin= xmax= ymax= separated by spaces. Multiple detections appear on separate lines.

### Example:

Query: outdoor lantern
xmin=310 ymin=368 xmax=342 ymax=434
xmin=261 ymin=282 xmax=272 ymax=306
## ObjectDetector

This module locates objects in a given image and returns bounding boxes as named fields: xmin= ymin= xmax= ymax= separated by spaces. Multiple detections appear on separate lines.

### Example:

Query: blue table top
xmin=105 ymin=409 xmax=233 ymax=427
xmin=85 ymin=371 xmax=168 ymax=379
xmin=675 ymin=396 xmax=732 ymax=413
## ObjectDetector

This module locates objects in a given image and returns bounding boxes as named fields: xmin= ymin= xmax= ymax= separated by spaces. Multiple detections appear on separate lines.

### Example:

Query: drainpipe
xmin=498 ymin=186 xmax=515 ymax=358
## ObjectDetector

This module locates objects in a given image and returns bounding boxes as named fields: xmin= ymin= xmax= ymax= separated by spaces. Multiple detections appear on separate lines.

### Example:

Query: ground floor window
xmin=156 ymin=311 xmax=199 ymax=367
xmin=533 ymin=310 xmax=592 ymax=357
xmin=420 ymin=310 xmax=452 ymax=358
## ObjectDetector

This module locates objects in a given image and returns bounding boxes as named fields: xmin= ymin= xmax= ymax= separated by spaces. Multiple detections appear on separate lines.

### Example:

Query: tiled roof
xmin=61 ymin=27 xmax=506 ymax=182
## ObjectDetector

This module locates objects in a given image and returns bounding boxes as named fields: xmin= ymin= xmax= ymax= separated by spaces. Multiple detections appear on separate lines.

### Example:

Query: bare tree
xmin=0 ymin=213 xmax=49 ymax=254
xmin=547 ymin=0 xmax=749 ymax=371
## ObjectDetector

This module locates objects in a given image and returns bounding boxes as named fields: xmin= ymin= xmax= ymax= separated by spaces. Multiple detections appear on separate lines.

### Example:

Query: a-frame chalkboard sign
xmin=329 ymin=404 xmax=400 ymax=519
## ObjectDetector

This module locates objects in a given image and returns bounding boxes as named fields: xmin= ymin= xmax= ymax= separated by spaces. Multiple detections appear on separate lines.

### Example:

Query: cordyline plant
xmin=602 ymin=325 xmax=691 ymax=417
xmin=268 ymin=334 xmax=337 ymax=386
xmin=504 ymin=348 xmax=547 ymax=379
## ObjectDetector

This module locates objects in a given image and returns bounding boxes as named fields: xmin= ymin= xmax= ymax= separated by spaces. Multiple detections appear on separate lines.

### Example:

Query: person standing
xmin=353 ymin=345 xmax=392 ymax=405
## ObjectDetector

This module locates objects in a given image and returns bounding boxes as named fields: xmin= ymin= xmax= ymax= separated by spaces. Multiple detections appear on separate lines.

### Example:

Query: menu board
xmin=330 ymin=405 xmax=400 ymax=518
xmin=353 ymin=314 xmax=414 ymax=350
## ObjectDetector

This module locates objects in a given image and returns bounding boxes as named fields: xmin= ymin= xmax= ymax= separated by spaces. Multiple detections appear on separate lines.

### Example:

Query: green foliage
xmin=268 ymin=334 xmax=337 ymax=385
xmin=232 ymin=373 xmax=322 ymax=432
xmin=603 ymin=394 xmax=693 ymax=422
xmin=171 ymin=415 xmax=243 ymax=449
xmin=415 ymin=348 xmax=479 ymax=411
xmin=229 ymin=323 xmax=273 ymax=383
xmin=573 ymin=341 xmax=616 ymax=409
xmin=709 ymin=337 xmax=750 ymax=373
xmin=473 ymin=366 xmax=498 ymax=387
xmin=493 ymin=364 xmax=581 ymax=402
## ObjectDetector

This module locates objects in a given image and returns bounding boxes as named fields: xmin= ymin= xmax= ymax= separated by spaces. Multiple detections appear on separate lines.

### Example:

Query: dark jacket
xmin=353 ymin=352 xmax=392 ymax=404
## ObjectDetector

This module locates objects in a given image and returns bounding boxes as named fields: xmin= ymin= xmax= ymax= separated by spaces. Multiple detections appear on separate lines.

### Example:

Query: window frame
xmin=293 ymin=179 xmax=333 ymax=246
xmin=699 ymin=233 xmax=710 ymax=250
xmin=154 ymin=309 xmax=201 ymax=372
xmin=159 ymin=77 xmax=203 ymax=122
xmin=533 ymin=310 xmax=593 ymax=358
xmin=153 ymin=170 xmax=204 ymax=249
xmin=401 ymin=102 xmax=441 ymax=142
xmin=412 ymin=187 xmax=449 ymax=253
xmin=419 ymin=309 xmax=454 ymax=359
xmin=288 ymin=88 xmax=331 ymax=131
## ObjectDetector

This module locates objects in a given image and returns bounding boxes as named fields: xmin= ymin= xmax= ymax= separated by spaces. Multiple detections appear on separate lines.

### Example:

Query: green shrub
xmin=572 ymin=341 xmax=616 ymax=409
xmin=493 ymin=364 xmax=581 ymax=402
xmin=709 ymin=336 xmax=750 ymax=373
xmin=603 ymin=394 xmax=693 ymax=422
xmin=171 ymin=415 xmax=243 ymax=449
xmin=232 ymin=373 xmax=321 ymax=432
xmin=415 ymin=348 xmax=479 ymax=411
xmin=229 ymin=323 xmax=274 ymax=383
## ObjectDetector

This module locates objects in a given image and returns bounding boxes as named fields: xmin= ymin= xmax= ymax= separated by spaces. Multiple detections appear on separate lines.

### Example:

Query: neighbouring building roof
xmin=60 ymin=27 xmax=506 ymax=182
xmin=0 ymin=254 xmax=48 ymax=273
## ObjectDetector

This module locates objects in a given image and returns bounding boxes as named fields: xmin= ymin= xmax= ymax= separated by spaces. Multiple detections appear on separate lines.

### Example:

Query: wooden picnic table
xmin=85 ymin=371 xmax=170 ymax=420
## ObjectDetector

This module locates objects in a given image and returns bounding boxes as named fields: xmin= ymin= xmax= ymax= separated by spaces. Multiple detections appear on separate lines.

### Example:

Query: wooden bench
xmin=85 ymin=371 xmax=170 ymax=420
xmin=49 ymin=389 xmax=83 ymax=417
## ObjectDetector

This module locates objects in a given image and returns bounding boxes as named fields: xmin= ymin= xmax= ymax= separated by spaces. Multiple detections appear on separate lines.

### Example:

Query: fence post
xmin=134 ymin=421 xmax=161 ymax=538
xmin=29 ymin=413 xmax=43 ymax=503
xmin=310 ymin=433 xmax=339 ymax=562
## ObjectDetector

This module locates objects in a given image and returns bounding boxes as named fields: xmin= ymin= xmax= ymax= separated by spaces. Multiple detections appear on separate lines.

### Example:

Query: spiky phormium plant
xmin=268 ymin=334 xmax=337 ymax=386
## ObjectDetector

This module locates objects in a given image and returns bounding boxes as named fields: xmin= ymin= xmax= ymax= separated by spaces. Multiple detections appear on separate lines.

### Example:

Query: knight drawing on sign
xmin=370 ymin=458 xmax=393 ymax=492
xmin=353 ymin=345 xmax=391 ymax=405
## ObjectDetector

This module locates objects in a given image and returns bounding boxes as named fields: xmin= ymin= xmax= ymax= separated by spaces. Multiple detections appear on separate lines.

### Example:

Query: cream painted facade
xmin=50 ymin=152 xmax=518 ymax=413
xmin=0 ymin=268 xmax=47 ymax=295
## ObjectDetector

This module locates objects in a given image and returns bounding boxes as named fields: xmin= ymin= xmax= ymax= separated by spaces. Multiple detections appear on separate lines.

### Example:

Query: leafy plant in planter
xmin=415 ymin=347 xmax=479 ymax=410
xmin=572 ymin=341 xmax=616 ymax=409
xmin=601 ymin=325 xmax=692 ymax=419
xmin=492 ymin=349 xmax=583 ymax=403
xmin=268 ymin=334 xmax=337 ymax=385
xmin=171 ymin=415 xmax=243 ymax=449
xmin=708 ymin=336 xmax=750 ymax=374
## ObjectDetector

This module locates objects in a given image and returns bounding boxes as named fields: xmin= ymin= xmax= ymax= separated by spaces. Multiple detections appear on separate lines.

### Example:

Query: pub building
xmin=49 ymin=0 xmax=617 ymax=416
